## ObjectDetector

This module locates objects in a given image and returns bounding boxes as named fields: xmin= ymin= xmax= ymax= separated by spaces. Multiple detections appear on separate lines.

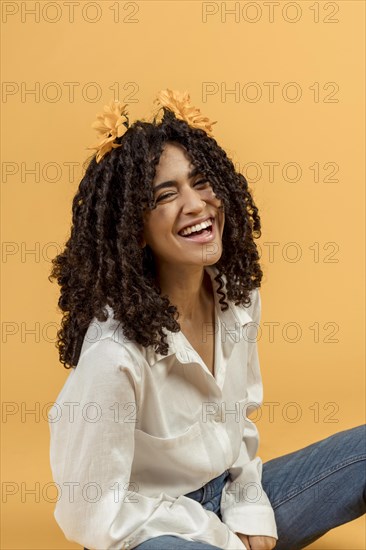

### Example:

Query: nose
xmin=180 ymin=184 xmax=208 ymax=214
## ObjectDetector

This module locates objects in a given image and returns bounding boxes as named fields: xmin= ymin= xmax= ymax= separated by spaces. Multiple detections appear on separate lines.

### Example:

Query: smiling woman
xmin=48 ymin=90 xmax=365 ymax=550
xmin=48 ymin=90 xmax=262 ymax=365
xmin=141 ymin=141 xmax=226 ymax=323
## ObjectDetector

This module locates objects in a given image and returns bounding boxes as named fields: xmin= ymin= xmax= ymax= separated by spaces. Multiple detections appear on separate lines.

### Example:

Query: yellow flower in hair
xmin=88 ymin=100 xmax=129 ymax=163
xmin=150 ymin=89 xmax=217 ymax=136
xmin=87 ymin=90 xmax=217 ymax=163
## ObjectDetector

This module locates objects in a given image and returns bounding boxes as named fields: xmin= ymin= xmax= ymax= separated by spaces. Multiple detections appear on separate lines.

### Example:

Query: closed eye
xmin=156 ymin=180 xmax=210 ymax=202
xmin=195 ymin=179 xmax=209 ymax=187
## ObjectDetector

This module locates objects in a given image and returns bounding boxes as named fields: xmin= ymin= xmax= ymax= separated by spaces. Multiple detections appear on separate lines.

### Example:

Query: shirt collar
xmin=144 ymin=265 xmax=254 ymax=368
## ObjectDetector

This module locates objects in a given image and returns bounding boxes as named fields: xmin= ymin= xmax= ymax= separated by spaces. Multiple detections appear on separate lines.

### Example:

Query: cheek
xmin=143 ymin=213 xmax=171 ymax=244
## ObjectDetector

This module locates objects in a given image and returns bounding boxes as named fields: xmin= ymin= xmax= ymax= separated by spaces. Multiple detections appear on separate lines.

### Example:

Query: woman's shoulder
xmin=77 ymin=304 xmax=148 ymax=372
xmin=52 ymin=308 xmax=144 ymax=411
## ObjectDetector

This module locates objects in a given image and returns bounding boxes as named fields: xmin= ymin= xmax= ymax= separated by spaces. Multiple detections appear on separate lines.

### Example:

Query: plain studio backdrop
xmin=1 ymin=1 xmax=365 ymax=548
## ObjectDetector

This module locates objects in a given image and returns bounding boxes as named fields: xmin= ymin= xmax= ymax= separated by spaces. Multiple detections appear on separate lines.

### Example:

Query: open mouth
xmin=180 ymin=226 xmax=212 ymax=237
xmin=177 ymin=218 xmax=215 ymax=242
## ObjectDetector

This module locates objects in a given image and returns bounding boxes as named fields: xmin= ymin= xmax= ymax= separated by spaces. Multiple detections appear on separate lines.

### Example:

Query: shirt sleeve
xmin=220 ymin=289 xmax=278 ymax=539
xmin=48 ymin=337 xmax=246 ymax=550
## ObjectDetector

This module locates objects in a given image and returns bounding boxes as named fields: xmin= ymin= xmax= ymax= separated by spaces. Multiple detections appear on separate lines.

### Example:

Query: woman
xmin=48 ymin=90 xmax=365 ymax=550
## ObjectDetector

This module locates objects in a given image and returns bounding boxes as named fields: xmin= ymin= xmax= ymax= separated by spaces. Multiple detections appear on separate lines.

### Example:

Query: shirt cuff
xmin=221 ymin=504 xmax=278 ymax=539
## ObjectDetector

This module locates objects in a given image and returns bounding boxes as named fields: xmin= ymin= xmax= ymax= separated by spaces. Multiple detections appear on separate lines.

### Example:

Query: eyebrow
xmin=152 ymin=166 xmax=201 ymax=193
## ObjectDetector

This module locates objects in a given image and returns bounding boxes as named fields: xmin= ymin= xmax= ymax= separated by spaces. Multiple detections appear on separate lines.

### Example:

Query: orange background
xmin=1 ymin=1 xmax=365 ymax=548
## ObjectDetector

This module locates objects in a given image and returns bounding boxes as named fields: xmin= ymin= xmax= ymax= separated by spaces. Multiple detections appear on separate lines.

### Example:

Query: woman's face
xmin=141 ymin=142 xmax=225 ymax=271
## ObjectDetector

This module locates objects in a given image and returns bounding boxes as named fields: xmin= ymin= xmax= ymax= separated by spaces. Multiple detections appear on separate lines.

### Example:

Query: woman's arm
xmin=220 ymin=289 xmax=278 ymax=541
xmin=49 ymin=337 xmax=246 ymax=550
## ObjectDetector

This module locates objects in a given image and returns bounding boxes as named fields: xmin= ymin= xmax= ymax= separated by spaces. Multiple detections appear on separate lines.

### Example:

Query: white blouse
xmin=48 ymin=264 xmax=278 ymax=550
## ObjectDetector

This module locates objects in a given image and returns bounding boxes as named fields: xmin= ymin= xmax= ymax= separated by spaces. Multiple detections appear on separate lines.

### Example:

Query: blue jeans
xmin=84 ymin=425 xmax=366 ymax=549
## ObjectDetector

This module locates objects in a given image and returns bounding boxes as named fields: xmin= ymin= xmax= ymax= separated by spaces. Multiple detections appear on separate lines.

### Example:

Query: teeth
xmin=180 ymin=218 xmax=213 ymax=236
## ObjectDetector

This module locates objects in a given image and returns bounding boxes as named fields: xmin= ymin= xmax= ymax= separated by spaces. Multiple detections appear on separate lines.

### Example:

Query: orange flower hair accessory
xmin=88 ymin=100 xmax=129 ymax=163
xmin=88 ymin=90 xmax=217 ymax=163
xmin=148 ymin=88 xmax=217 ymax=136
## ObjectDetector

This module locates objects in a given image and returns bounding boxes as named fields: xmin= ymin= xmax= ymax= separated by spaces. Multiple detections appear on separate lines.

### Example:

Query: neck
xmin=155 ymin=264 xmax=213 ymax=323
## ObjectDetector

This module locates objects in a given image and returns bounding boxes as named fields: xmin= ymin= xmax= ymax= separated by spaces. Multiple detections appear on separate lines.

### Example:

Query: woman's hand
xmin=236 ymin=532 xmax=277 ymax=550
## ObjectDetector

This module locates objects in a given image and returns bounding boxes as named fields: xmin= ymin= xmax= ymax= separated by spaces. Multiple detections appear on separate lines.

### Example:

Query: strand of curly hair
xmin=48 ymin=108 xmax=263 ymax=368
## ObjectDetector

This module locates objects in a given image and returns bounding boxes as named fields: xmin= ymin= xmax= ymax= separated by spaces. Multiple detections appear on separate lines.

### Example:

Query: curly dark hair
xmin=48 ymin=107 xmax=263 ymax=369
